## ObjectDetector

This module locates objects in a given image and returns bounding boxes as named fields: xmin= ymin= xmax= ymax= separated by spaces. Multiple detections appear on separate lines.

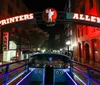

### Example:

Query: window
xmin=8 ymin=5 xmax=13 ymax=15
xmin=90 ymin=0 xmax=93 ymax=9
xmin=80 ymin=4 xmax=85 ymax=14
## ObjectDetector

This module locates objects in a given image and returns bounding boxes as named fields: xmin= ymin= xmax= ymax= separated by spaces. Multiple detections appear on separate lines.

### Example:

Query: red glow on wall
xmin=0 ymin=13 xmax=34 ymax=26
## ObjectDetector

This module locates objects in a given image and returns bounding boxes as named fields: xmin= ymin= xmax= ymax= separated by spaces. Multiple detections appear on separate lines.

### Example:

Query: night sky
xmin=23 ymin=0 xmax=67 ymax=35
xmin=23 ymin=0 xmax=66 ymax=12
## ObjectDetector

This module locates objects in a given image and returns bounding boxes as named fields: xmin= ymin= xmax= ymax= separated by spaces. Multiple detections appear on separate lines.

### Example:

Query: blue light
xmin=16 ymin=68 xmax=35 ymax=85
xmin=42 ymin=68 xmax=45 ymax=85
xmin=73 ymin=72 xmax=87 ymax=85
xmin=65 ymin=72 xmax=78 ymax=85
xmin=49 ymin=57 xmax=52 ymax=61
xmin=6 ymin=70 xmax=27 ymax=85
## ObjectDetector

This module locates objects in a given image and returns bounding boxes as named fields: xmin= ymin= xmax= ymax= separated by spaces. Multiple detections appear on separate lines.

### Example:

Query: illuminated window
xmin=9 ymin=41 xmax=17 ymax=49
xmin=90 ymin=0 xmax=93 ymax=9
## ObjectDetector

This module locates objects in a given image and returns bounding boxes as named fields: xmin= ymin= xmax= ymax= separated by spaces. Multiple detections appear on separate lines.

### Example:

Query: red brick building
xmin=0 ymin=0 xmax=29 ymax=62
xmin=73 ymin=0 xmax=100 ymax=68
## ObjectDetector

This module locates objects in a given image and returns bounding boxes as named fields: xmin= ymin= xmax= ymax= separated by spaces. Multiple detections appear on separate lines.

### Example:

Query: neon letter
xmin=91 ymin=16 xmax=96 ymax=22
xmin=19 ymin=15 xmax=24 ymax=21
xmin=9 ymin=17 xmax=15 ymax=23
xmin=29 ymin=13 xmax=34 ymax=19
xmin=85 ymin=15 xmax=90 ymax=21
xmin=14 ymin=16 xmax=19 ymax=22
xmin=80 ymin=14 xmax=84 ymax=20
xmin=73 ymin=13 xmax=79 ymax=19
xmin=0 ymin=21 xmax=1 ymax=25
xmin=1 ymin=20 xmax=7 ymax=25
xmin=6 ymin=19 xmax=10 ymax=24
xmin=97 ymin=17 xmax=100 ymax=23
xmin=24 ymin=14 xmax=29 ymax=20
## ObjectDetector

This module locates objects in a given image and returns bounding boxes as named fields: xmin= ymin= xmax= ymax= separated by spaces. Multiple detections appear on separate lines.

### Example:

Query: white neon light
xmin=85 ymin=15 xmax=90 ymax=21
xmin=80 ymin=14 xmax=84 ymax=20
xmin=6 ymin=70 xmax=27 ymax=85
xmin=73 ymin=13 xmax=79 ymax=19
xmin=0 ymin=13 xmax=34 ymax=26
xmin=73 ymin=13 xmax=100 ymax=23
xmin=73 ymin=72 xmax=87 ymax=85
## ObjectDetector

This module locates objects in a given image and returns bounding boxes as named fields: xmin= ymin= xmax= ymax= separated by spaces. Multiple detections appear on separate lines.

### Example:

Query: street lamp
xmin=66 ymin=41 xmax=71 ymax=56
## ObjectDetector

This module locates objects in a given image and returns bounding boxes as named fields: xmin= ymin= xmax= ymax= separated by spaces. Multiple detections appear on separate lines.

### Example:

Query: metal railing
xmin=0 ymin=55 xmax=100 ymax=85
xmin=0 ymin=59 xmax=29 ymax=85
xmin=71 ymin=60 xmax=100 ymax=85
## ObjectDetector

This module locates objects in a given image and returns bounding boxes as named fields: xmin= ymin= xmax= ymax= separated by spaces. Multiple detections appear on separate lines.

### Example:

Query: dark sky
xmin=23 ymin=0 xmax=67 ymax=35
xmin=23 ymin=0 xmax=66 ymax=12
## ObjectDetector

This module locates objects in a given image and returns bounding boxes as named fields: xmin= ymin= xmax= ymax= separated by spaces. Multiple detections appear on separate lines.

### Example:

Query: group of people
xmin=31 ymin=59 xmax=67 ymax=68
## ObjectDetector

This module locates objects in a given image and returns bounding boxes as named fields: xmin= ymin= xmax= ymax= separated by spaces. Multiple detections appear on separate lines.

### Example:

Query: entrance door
xmin=79 ymin=43 xmax=82 ymax=62
xmin=45 ymin=65 xmax=53 ymax=85
xmin=85 ymin=44 xmax=90 ymax=63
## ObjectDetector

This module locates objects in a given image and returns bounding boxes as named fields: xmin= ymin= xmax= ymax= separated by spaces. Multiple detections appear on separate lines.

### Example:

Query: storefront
xmin=3 ymin=32 xmax=21 ymax=62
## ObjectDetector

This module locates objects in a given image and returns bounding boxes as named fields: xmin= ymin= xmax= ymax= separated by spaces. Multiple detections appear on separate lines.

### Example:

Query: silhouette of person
xmin=46 ymin=9 xmax=54 ymax=22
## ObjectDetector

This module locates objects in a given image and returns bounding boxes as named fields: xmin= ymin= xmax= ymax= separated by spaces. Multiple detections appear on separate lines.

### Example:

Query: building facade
xmin=0 ymin=0 xmax=29 ymax=62
xmin=64 ymin=0 xmax=77 ymax=59
xmin=72 ymin=0 xmax=100 ymax=68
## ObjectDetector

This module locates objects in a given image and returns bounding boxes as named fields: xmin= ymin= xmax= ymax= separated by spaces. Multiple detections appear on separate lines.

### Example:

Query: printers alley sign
xmin=0 ymin=12 xmax=99 ymax=27
xmin=66 ymin=12 xmax=100 ymax=24
xmin=0 ymin=13 xmax=34 ymax=26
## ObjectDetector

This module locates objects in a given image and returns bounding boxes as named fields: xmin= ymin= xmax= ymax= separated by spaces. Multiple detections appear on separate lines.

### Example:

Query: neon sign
xmin=42 ymin=8 xmax=57 ymax=23
xmin=73 ymin=13 xmax=100 ymax=23
xmin=3 ymin=32 xmax=9 ymax=50
xmin=66 ymin=12 xmax=100 ymax=24
xmin=0 ymin=13 xmax=34 ymax=26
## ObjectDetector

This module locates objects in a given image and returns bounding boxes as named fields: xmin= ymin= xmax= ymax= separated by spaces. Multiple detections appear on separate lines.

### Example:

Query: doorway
xmin=79 ymin=43 xmax=82 ymax=62
xmin=85 ymin=44 xmax=90 ymax=63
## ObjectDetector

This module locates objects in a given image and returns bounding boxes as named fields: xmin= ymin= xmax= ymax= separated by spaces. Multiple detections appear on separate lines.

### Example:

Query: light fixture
xmin=66 ymin=41 xmax=71 ymax=45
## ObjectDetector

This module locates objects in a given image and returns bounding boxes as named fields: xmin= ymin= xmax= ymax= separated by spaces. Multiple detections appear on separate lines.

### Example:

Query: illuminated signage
xmin=42 ymin=8 xmax=57 ymax=23
xmin=3 ymin=32 xmax=9 ymax=50
xmin=9 ymin=41 xmax=17 ymax=49
xmin=66 ymin=12 xmax=100 ymax=24
xmin=0 ymin=13 xmax=34 ymax=26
